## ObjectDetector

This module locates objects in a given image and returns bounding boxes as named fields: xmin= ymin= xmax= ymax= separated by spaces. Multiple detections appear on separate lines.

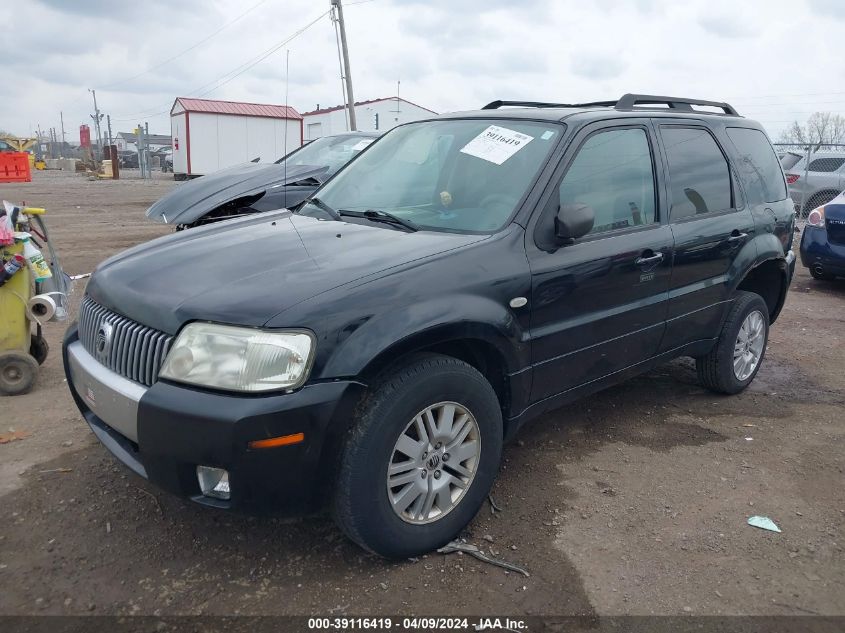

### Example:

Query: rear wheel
xmin=333 ymin=354 xmax=503 ymax=558
xmin=696 ymin=291 xmax=769 ymax=394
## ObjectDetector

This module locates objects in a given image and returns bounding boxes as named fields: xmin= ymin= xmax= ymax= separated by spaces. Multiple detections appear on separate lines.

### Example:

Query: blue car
xmin=800 ymin=191 xmax=845 ymax=280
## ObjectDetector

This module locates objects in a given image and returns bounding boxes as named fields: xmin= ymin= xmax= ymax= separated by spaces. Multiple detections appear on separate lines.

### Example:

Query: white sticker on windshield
xmin=351 ymin=139 xmax=374 ymax=151
xmin=459 ymin=125 xmax=534 ymax=165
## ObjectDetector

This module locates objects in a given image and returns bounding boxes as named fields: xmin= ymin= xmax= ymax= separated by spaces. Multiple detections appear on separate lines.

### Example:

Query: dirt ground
xmin=0 ymin=170 xmax=842 ymax=618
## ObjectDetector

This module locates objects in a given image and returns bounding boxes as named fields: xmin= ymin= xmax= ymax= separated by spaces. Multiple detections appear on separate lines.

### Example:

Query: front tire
xmin=696 ymin=291 xmax=769 ymax=394
xmin=333 ymin=354 xmax=503 ymax=558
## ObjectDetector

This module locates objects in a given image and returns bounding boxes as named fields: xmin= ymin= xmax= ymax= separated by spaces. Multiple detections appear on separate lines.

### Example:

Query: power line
xmin=110 ymin=9 xmax=331 ymax=122
xmin=98 ymin=0 xmax=271 ymax=91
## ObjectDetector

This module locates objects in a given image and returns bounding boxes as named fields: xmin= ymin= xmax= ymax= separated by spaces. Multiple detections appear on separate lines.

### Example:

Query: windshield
xmin=276 ymin=134 xmax=377 ymax=177
xmin=300 ymin=119 xmax=562 ymax=233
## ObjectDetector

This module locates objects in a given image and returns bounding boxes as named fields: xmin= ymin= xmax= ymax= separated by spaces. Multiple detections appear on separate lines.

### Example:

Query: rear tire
xmin=696 ymin=291 xmax=769 ymax=394
xmin=333 ymin=354 xmax=503 ymax=558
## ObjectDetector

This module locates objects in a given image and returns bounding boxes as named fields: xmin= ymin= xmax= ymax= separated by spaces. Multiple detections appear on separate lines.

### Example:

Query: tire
xmin=802 ymin=190 xmax=839 ymax=217
xmin=809 ymin=267 xmax=833 ymax=281
xmin=696 ymin=291 xmax=769 ymax=395
xmin=30 ymin=335 xmax=49 ymax=365
xmin=0 ymin=351 xmax=39 ymax=396
xmin=333 ymin=354 xmax=503 ymax=558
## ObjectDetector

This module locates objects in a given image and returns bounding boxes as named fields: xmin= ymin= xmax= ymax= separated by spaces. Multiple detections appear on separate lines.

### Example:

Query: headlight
xmin=159 ymin=323 xmax=315 ymax=392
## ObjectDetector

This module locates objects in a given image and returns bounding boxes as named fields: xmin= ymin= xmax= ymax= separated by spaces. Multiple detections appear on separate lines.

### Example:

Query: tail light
xmin=807 ymin=206 xmax=826 ymax=227
xmin=785 ymin=173 xmax=800 ymax=184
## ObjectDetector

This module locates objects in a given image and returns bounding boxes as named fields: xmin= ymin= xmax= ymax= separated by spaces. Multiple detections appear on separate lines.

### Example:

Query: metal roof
xmin=301 ymin=97 xmax=437 ymax=117
xmin=172 ymin=98 xmax=302 ymax=120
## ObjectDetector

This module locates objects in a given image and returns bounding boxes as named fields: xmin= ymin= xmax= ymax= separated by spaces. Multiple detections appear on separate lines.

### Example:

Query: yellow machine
xmin=1 ymin=205 xmax=60 ymax=395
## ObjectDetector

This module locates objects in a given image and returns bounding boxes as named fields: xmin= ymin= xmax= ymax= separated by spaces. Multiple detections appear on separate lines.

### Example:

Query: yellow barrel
xmin=0 ymin=242 xmax=33 ymax=353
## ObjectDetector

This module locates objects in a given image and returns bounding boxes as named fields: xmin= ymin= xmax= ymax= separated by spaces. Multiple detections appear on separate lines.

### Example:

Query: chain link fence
xmin=774 ymin=142 xmax=845 ymax=217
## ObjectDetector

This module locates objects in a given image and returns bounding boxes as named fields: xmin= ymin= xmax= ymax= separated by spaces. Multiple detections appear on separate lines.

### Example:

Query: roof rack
xmin=482 ymin=99 xmax=617 ymax=110
xmin=482 ymin=94 xmax=740 ymax=116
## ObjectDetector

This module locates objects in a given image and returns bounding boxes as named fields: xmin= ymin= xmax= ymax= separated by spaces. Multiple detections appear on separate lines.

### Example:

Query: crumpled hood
xmin=87 ymin=211 xmax=485 ymax=334
xmin=145 ymin=162 xmax=328 ymax=225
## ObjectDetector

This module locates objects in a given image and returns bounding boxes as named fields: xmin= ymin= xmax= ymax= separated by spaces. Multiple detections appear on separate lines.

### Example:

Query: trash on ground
xmin=747 ymin=515 xmax=781 ymax=533
xmin=488 ymin=493 xmax=502 ymax=514
xmin=38 ymin=468 xmax=73 ymax=474
xmin=0 ymin=430 xmax=31 ymax=444
xmin=70 ymin=272 xmax=91 ymax=280
xmin=438 ymin=540 xmax=529 ymax=577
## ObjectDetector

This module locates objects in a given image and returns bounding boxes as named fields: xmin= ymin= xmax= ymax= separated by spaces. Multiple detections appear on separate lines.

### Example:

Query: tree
xmin=779 ymin=112 xmax=845 ymax=149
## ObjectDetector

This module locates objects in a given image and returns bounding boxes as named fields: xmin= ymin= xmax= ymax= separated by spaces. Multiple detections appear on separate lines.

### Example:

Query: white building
xmin=170 ymin=97 xmax=303 ymax=178
xmin=115 ymin=132 xmax=172 ymax=152
xmin=300 ymin=97 xmax=437 ymax=141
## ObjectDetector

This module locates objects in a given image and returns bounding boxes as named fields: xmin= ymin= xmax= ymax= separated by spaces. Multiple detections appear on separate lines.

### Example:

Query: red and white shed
xmin=170 ymin=97 xmax=303 ymax=178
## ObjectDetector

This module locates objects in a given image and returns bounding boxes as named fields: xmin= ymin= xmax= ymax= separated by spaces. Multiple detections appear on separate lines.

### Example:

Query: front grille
xmin=826 ymin=218 xmax=845 ymax=246
xmin=78 ymin=296 xmax=174 ymax=387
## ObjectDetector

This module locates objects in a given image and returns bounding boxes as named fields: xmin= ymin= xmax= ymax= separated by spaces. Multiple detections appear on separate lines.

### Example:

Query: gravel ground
xmin=0 ymin=170 xmax=843 ymax=618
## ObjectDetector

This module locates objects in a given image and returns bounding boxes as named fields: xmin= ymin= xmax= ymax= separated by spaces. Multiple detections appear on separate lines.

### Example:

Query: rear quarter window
xmin=808 ymin=157 xmax=845 ymax=172
xmin=726 ymin=127 xmax=787 ymax=204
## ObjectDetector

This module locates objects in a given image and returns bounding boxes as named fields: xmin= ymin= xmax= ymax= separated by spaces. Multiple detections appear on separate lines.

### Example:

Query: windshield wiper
xmin=302 ymin=196 xmax=341 ymax=220
xmin=338 ymin=209 xmax=419 ymax=232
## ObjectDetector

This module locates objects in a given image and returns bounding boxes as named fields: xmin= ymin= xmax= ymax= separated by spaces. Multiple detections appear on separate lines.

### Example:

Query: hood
xmin=145 ymin=163 xmax=328 ymax=225
xmin=87 ymin=211 xmax=485 ymax=334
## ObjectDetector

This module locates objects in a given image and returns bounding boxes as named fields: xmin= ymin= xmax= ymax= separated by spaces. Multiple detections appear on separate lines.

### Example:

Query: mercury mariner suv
xmin=64 ymin=94 xmax=796 ymax=558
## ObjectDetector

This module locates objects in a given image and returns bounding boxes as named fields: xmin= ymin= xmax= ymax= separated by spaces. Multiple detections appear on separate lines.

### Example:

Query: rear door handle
xmin=727 ymin=231 xmax=748 ymax=243
xmin=635 ymin=252 xmax=664 ymax=266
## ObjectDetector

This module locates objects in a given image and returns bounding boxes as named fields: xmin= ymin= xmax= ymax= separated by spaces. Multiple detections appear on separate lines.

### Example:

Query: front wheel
xmin=696 ymin=291 xmax=769 ymax=394
xmin=333 ymin=354 xmax=503 ymax=558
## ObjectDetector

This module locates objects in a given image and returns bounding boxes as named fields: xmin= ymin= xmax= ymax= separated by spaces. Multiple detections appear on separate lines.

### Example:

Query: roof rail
xmin=482 ymin=94 xmax=740 ymax=116
xmin=616 ymin=93 xmax=739 ymax=116
xmin=482 ymin=99 xmax=617 ymax=110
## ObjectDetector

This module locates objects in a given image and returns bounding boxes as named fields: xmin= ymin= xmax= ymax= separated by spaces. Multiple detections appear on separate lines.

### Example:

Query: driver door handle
xmin=635 ymin=252 xmax=664 ymax=266
xmin=727 ymin=231 xmax=749 ymax=243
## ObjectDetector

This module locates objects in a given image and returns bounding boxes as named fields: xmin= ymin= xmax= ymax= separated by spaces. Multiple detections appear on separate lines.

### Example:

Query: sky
xmin=2 ymin=0 xmax=844 ymax=142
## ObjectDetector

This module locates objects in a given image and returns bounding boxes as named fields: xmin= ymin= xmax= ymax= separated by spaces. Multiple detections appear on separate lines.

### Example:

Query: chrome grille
xmin=78 ymin=296 xmax=174 ymax=387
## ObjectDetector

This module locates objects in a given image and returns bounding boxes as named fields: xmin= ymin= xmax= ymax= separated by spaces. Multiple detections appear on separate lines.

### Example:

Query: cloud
xmin=571 ymin=54 xmax=626 ymax=81
xmin=807 ymin=0 xmax=845 ymax=19
xmin=0 ymin=0 xmax=840 ymax=143
xmin=698 ymin=15 xmax=757 ymax=38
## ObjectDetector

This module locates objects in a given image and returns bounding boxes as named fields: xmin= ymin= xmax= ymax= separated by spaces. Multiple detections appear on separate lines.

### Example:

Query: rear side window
xmin=780 ymin=153 xmax=803 ymax=170
xmin=662 ymin=127 xmax=732 ymax=220
xmin=726 ymin=127 xmax=787 ymax=203
xmin=557 ymin=128 xmax=657 ymax=235
xmin=808 ymin=157 xmax=845 ymax=172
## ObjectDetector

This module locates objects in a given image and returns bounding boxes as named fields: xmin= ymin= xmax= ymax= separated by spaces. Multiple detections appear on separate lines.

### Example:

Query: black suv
xmin=64 ymin=94 xmax=795 ymax=558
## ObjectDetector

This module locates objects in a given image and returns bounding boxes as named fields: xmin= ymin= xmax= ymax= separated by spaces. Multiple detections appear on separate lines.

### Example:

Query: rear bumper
xmin=63 ymin=324 xmax=365 ymax=514
xmin=799 ymin=226 xmax=845 ymax=276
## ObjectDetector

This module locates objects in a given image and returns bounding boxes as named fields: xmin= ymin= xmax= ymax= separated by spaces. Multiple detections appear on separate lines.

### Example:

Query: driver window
xmin=558 ymin=128 xmax=657 ymax=235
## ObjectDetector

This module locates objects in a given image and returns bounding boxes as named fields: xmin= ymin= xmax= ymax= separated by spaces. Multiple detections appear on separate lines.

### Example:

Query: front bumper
xmin=63 ymin=325 xmax=365 ymax=513
xmin=800 ymin=226 xmax=845 ymax=276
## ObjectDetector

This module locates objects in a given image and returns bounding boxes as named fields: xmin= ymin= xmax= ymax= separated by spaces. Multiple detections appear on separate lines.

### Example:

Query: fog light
xmin=196 ymin=466 xmax=230 ymax=500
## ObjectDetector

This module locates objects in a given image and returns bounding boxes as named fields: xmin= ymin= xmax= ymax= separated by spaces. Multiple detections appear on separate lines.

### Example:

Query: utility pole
xmin=106 ymin=114 xmax=113 ymax=146
xmin=331 ymin=0 xmax=357 ymax=130
xmin=60 ymin=111 xmax=66 ymax=157
xmin=89 ymin=88 xmax=103 ymax=162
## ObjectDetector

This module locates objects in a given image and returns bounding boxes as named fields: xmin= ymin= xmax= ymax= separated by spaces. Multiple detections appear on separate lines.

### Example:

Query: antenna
xmin=392 ymin=79 xmax=401 ymax=121
xmin=284 ymin=48 xmax=290 ymax=206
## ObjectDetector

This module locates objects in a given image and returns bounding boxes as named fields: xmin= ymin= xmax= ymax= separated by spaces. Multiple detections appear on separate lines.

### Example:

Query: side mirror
xmin=555 ymin=203 xmax=594 ymax=244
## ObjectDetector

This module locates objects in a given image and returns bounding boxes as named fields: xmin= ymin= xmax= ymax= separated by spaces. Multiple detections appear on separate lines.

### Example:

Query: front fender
xmin=319 ymin=293 xmax=529 ymax=379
